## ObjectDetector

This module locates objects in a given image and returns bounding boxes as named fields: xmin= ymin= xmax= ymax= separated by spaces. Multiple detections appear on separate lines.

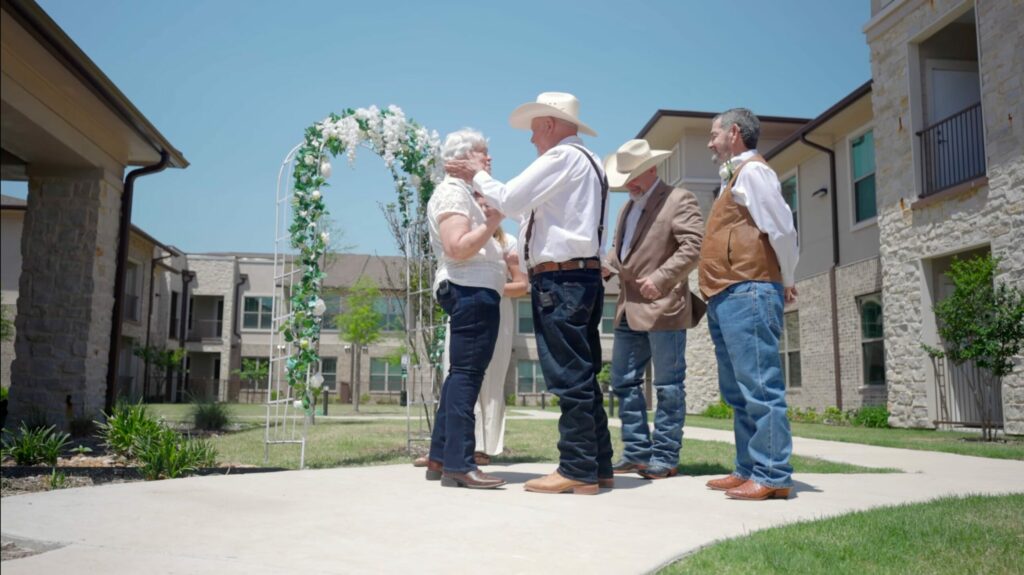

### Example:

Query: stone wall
xmin=868 ymin=0 xmax=1023 ymax=432
xmin=9 ymin=171 xmax=123 ymax=428
xmin=786 ymin=272 xmax=836 ymax=410
xmin=185 ymin=256 xmax=240 ymax=401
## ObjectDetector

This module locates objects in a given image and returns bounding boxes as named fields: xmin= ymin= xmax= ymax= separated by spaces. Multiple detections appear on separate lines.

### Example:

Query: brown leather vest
xmin=698 ymin=155 xmax=782 ymax=299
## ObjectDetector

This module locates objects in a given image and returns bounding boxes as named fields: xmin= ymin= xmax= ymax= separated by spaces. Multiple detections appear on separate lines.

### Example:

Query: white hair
xmin=441 ymin=128 xmax=488 ymax=162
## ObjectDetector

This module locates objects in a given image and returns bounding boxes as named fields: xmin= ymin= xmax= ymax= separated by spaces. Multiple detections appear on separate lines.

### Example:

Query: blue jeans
xmin=429 ymin=282 xmax=500 ymax=473
xmin=610 ymin=316 xmax=687 ymax=468
xmin=707 ymin=281 xmax=793 ymax=488
xmin=531 ymin=268 xmax=613 ymax=483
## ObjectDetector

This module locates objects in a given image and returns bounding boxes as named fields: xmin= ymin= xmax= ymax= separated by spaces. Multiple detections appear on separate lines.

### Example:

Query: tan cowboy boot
xmin=524 ymin=470 xmax=599 ymax=495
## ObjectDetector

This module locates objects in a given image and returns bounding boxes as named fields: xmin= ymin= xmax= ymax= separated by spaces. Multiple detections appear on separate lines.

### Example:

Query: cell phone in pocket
xmin=538 ymin=290 xmax=556 ymax=309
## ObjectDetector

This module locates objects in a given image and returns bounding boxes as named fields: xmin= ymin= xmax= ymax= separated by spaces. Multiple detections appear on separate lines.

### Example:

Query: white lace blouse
xmin=427 ymin=176 xmax=506 ymax=296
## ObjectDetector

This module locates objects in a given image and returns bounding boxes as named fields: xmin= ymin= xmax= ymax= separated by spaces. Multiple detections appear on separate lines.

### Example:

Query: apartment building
xmin=865 ymin=0 xmax=1022 ymax=433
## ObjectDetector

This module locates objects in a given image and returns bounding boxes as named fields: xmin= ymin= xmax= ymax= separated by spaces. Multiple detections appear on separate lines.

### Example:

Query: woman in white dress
xmin=466 ymin=219 xmax=527 ymax=465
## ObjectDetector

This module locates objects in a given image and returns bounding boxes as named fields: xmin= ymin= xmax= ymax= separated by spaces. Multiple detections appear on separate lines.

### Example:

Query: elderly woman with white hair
xmin=419 ymin=128 xmax=508 ymax=490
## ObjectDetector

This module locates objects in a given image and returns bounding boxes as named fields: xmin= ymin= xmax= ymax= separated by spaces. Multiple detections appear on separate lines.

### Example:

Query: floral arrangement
xmin=280 ymin=105 xmax=442 ymax=408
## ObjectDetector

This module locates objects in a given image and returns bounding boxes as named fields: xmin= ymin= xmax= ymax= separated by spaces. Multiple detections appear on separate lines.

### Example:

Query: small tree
xmin=133 ymin=345 xmax=187 ymax=401
xmin=925 ymin=254 xmax=1024 ymax=441
xmin=336 ymin=276 xmax=382 ymax=412
xmin=232 ymin=358 xmax=270 ymax=403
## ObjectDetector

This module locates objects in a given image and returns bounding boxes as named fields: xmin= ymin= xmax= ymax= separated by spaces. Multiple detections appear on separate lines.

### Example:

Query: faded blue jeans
xmin=707 ymin=281 xmax=793 ymax=488
xmin=610 ymin=316 xmax=687 ymax=469
xmin=429 ymin=282 xmax=500 ymax=473
xmin=531 ymin=268 xmax=614 ymax=483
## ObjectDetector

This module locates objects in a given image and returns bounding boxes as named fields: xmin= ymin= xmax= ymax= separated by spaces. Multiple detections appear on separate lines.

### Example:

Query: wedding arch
xmin=265 ymin=106 xmax=445 ymax=467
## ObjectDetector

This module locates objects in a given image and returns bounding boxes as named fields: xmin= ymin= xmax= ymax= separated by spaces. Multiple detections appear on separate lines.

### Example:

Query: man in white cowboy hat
xmin=446 ymin=91 xmax=614 ymax=495
xmin=603 ymin=139 xmax=705 ymax=480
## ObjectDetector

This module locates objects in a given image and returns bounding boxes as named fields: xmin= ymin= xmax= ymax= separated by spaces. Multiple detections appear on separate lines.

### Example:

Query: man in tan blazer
xmin=603 ymin=139 xmax=705 ymax=479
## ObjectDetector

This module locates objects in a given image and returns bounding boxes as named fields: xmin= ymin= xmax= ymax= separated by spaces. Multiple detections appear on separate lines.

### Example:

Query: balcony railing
xmin=187 ymin=319 xmax=223 ymax=342
xmin=917 ymin=102 xmax=985 ymax=197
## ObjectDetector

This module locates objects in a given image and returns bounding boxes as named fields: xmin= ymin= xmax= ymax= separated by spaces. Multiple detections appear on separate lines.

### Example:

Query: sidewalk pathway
xmin=2 ymin=419 xmax=1022 ymax=574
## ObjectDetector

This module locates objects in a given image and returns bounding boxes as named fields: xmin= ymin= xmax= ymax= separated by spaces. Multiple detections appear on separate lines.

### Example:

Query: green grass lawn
xmin=147 ymin=402 xmax=406 ymax=423
xmin=684 ymin=415 xmax=1024 ymax=460
xmin=659 ymin=494 xmax=1024 ymax=575
xmin=209 ymin=418 xmax=891 ymax=474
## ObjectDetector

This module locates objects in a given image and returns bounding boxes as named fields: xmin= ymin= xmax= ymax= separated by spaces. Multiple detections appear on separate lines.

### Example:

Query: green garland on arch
xmin=279 ymin=105 xmax=442 ymax=407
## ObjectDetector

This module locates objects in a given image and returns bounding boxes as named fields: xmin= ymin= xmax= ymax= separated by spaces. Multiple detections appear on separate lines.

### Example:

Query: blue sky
xmin=2 ymin=0 xmax=871 ymax=256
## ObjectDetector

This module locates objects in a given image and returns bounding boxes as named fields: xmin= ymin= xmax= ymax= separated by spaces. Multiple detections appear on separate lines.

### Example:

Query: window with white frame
xmin=243 ymin=296 xmax=273 ymax=330
xmin=320 ymin=294 xmax=344 ymax=330
xmin=517 ymin=360 xmax=545 ymax=394
xmin=517 ymin=299 xmax=533 ymax=334
xmin=858 ymin=293 xmax=885 ymax=386
xmin=851 ymin=129 xmax=877 ymax=223
xmin=369 ymin=356 xmax=402 ymax=392
xmin=321 ymin=357 xmax=337 ymax=389
xmin=373 ymin=296 xmax=404 ymax=332
xmin=781 ymin=175 xmax=799 ymax=235
xmin=600 ymin=299 xmax=617 ymax=335
xmin=780 ymin=311 xmax=802 ymax=388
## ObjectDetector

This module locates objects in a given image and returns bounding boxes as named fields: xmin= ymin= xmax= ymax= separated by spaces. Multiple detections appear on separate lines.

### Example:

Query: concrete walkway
xmin=2 ymin=418 xmax=1022 ymax=574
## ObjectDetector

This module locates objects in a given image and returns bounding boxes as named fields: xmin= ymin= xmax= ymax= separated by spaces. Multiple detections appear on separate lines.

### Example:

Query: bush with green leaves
xmin=702 ymin=400 xmax=734 ymax=420
xmin=96 ymin=401 xmax=162 ymax=458
xmin=190 ymin=399 xmax=230 ymax=431
xmin=135 ymin=426 xmax=217 ymax=480
xmin=822 ymin=406 xmax=848 ymax=426
xmin=1 ymin=423 xmax=70 ymax=466
xmin=852 ymin=406 xmax=890 ymax=428
xmin=505 ymin=393 xmax=517 ymax=406
xmin=788 ymin=407 xmax=820 ymax=424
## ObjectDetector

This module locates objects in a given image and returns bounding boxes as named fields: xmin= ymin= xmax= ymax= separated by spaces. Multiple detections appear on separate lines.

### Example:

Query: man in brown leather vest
xmin=602 ymin=139 xmax=705 ymax=480
xmin=698 ymin=108 xmax=799 ymax=501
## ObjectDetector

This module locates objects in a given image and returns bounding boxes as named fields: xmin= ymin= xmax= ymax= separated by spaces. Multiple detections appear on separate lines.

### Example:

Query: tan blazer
xmin=606 ymin=180 xmax=706 ymax=332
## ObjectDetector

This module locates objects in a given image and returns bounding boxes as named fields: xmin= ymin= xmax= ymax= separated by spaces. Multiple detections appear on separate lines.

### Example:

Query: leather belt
xmin=528 ymin=257 xmax=601 ymax=279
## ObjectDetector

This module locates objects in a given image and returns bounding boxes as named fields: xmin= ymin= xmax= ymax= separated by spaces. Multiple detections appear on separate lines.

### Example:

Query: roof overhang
xmin=1 ymin=0 xmax=187 ymax=179
xmin=636 ymin=110 xmax=811 ymax=152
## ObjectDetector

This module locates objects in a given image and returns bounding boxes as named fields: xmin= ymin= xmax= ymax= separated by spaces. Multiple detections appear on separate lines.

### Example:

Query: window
xmin=600 ymin=299 xmax=617 ymax=335
xmin=858 ymin=293 xmax=885 ymax=386
xmin=779 ymin=312 xmax=801 ymax=388
xmin=851 ymin=129 xmax=877 ymax=223
xmin=168 ymin=291 xmax=180 ymax=338
xmin=373 ymin=297 xmax=404 ymax=332
xmin=124 ymin=262 xmax=141 ymax=322
xmin=321 ymin=357 xmax=337 ymax=389
xmin=517 ymin=299 xmax=534 ymax=334
xmin=369 ymin=357 xmax=402 ymax=392
xmin=320 ymin=294 xmax=344 ymax=330
xmin=517 ymin=360 xmax=545 ymax=394
xmin=781 ymin=175 xmax=799 ymax=234
xmin=243 ymin=296 xmax=273 ymax=330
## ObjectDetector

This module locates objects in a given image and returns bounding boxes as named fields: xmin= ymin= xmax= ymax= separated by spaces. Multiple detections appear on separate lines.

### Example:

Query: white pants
xmin=443 ymin=296 xmax=513 ymax=455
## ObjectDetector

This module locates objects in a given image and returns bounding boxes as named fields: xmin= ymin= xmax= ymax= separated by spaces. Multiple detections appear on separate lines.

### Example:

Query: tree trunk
xmin=353 ymin=346 xmax=361 ymax=413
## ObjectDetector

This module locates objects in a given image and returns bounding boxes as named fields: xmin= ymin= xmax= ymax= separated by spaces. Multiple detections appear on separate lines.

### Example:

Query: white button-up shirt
xmin=472 ymin=136 xmax=607 ymax=268
xmin=427 ymin=175 xmax=507 ymax=295
xmin=619 ymin=177 xmax=660 ymax=260
xmin=725 ymin=149 xmax=799 ymax=287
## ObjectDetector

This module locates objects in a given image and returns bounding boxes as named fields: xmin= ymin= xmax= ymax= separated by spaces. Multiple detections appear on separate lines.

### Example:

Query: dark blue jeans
xmin=429 ymin=282 xmax=500 ymax=473
xmin=531 ymin=268 xmax=613 ymax=483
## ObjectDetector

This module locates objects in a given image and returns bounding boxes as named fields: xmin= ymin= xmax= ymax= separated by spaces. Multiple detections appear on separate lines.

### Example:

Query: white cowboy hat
xmin=604 ymin=139 xmax=672 ymax=189
xmin=508 ymin=92 xmax=597 ymax=137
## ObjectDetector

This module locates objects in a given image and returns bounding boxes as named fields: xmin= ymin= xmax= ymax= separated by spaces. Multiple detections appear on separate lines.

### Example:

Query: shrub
xmin=788 ymin=407 xmax=820 ymax=424
xmin=135 ymin=427 xmax=217 ymax=480
xmin=702 ymin=400 xmax=734 ymax=419
xmin=1 ymin=423 xmax=70 ymax=466
xmin=190 ymin=399 xmax=230 ymax=431
xmin=49 ymin=468 xmax=69 ymax=490
xmin=548 ymin=395 xmax=559 ymax=408
xmin=852 ymin=406 xmax=890 ymax=428
xmin=360 ymin=393 xmax=371 ymax=405
xmin=822 ymin=406 xmax=848 ymax=426
xmin=97 ymin=401 xmax=162 ymax=458
xmin=505 ymin=393 xmax=517 ymax=406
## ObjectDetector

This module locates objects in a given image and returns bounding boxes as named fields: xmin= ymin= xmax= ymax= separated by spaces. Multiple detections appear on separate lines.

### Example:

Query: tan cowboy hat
xmin=604 ymin=139 xmax=672 ymax=189
xmin=508 ymin=92 xmax=597 ymax=137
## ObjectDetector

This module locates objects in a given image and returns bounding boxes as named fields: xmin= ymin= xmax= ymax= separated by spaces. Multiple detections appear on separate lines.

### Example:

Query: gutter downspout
xmin=143 ymin=253 xmax=175 ymax=398
xmin=799 ymin=134 xmax=843 ymax=411
xmin=174 ymin=270 xmax=196 ymax=402
xmin=230 ymin=274 xmax=248 ymax=400
xmin=105 ymin=151 xmax=170 ymax=412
